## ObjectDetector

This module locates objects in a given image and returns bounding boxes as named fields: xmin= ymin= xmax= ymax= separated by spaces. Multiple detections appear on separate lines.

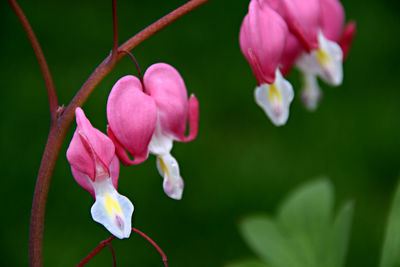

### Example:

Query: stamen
xmin=105 ymin=194 xmax=122 ymax=216
xmin=268 ymin=83 xmax=282 ymax=116
xmin=158 ymin=156 xmax=170 ymax=178
xmin=316 ymin=49 xmax=331 ymax=68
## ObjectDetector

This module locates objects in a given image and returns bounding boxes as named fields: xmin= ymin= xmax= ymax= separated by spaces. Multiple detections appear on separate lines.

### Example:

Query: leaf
xmin=239 ymin=215 xmax=299 ymax=267
xmin=328 ymin=201 xmax=354 ymax=267
xmin=277 ymin=178 xmax=334 ymax=267
xmin=226 ymin=259 xmax=270 ymax=267
xmin=380 ymin=181 xmax=400 ymax=267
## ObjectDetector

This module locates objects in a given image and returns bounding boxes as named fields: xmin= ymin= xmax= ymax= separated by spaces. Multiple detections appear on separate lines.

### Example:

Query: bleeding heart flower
xmin=240 ymin=0 xmax=294 ymax=126
xmin=66 ymin=107 xmax=133 ymax=239
xmin=144 ymin=63 xmax=199 ymax=200
xmin=264 ymin=0 xmax=355 ymax=111
xmin=107 ymin=63 xmax=198 ymax=200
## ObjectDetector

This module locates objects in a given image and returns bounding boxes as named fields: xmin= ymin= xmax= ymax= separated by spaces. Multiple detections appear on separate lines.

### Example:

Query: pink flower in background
xmin=66 ymin=107 xmax=133 ymax=239
xmin=263 ymin=0 xmax=321 ymax=52
xmin=240 ymin=0 xmax=294 ymax=126
xmin=262 ymin=0 xmax=355 ymax=111
xmin=107 ymin=63 xmax=199 ymax=200
xmin=298 ymin=0 xmax=355 ymax=110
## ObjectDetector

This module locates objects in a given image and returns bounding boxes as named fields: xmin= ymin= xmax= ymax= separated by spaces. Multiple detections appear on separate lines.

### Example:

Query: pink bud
xmin=239 ymin=0 xmax=288 ymax=85
xmin=107 ymin=75 xmax=157 ymax=166
xmin=143 ymin=63 xmax=198 ymax=142
xmin=264 ymin=0 xmax=321 ymax=52
xmin=66 ymin=107 xmax=119 ymax=198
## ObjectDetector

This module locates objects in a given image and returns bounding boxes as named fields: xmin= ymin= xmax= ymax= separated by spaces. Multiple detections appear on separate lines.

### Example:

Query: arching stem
xmin=77 ymin=227 xmax=168 ymax=267
xmin=8 ymin=0 xmax=59 ymax=122
xmin=26 ymin=0 xmax=211 ymax=266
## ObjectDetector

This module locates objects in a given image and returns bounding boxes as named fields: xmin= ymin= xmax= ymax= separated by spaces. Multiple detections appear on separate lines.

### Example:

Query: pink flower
xmin=66 ymin=107 xmax=133 ymax=239
xmin=240 ymin=0 xmax=294 ymax=126
xmin=297 ymin=0 xmax=355 ymax=110
xmin=107 ymin=63 xmax=199 ymax=200
xmin=263 ymin=0 xmax=355 ymax=111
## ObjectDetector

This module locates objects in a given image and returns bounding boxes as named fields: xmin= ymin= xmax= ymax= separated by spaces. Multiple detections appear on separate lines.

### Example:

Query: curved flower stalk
xmin=10 ymin=0 xmax=213 ymax=264
xmin=107 ymin=63 xmax=199 ymax=200
xmin=239 ymin=0 xmax=294 ymax=126
xmin=67 ymin=108 xmax=134 ymax=239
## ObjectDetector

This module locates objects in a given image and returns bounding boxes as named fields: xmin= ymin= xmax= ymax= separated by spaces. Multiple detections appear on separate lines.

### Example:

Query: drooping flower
xmin=144 ymin=63 xmax=199 ymax=200
xmin=240 ymin=0 xmax=294 ymax=126
xmin=264 ymin=0 xmax=355 ymax=110
xmin=66 ymin=107 xmax=133 ymax=239
xmin=107 ymin=63 xmax=199 ymax=200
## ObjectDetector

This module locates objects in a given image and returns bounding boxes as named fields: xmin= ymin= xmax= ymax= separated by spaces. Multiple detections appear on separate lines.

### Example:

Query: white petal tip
xmin=254 ymin=70 xmax=294 ymax=127
xmin=157 ymin=154 xmax=184 ymax=200
xmin=91 ymin=190 xmax=134 ymax=239
xmin=296 ymin=32 xmax=344 ymax=87
xmin=163 ymin=177 xmax=184 ymax=200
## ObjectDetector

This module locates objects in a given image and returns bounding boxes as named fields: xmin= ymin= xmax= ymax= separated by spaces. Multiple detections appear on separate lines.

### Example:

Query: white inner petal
xmin=254 ymin=69 xmax=294 ymax=126
xmin=91 ymin=178 xmax=134 ymax=239
xmin=149 ymin=117 xmax=173 ymax=156
xmin=156 ymin=153 xmax=184 ymax=200
xmin=296 ymin=31 xmax=343 ymax=86
xmin=301 ymin=73 xmax=322 ymax=111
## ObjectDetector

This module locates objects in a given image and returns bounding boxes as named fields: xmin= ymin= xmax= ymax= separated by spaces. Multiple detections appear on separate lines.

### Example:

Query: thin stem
xmin=8 ymin=0 xmax=59 ymax=122
xmin=111 ymin=0 xmax=119 ymax=62
xmin=107 ymin=243 xmax=117 ymax=267
xmin=28 ymin=0 xmax=211 ymax=266
xmin=77 ymin=228 xmax=167 ymax=267
xmin=132 ymin=228 xmax=168 ymax=267
xmin=77 ymin=236 xmax=116 ymax=267
xmin=120 ymin=50 xmax=143 ymax=83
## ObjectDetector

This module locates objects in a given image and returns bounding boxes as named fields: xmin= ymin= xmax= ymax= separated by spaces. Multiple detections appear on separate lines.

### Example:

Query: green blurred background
xmin=1 ymin=0 xmax=399 ymax=266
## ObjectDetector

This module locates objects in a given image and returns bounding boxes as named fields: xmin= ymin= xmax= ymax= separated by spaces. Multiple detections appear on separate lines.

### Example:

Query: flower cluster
xmin=66 ymin=63 xmax=199 ymax=238
xmin=240 ymin=0 xmax=355 ymax=125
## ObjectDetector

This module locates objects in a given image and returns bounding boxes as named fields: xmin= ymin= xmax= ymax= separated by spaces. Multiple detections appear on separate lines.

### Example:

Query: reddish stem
xmin=27 ymin=0 xmax=211 ymax=266
xmin=120 ymin=50 xmax=143 ymax=83
xmin=77 ymin=228 xmax=168 ymax=267
xmin=132 ymin=228 xmax=168 ymax=267
xmin=8 ymin=0 xmax=59 ymax=122
xmin=107 ymin=243 xmax=117 ymax=267
xmin=77 ymin=236 xmax=116 ymax=267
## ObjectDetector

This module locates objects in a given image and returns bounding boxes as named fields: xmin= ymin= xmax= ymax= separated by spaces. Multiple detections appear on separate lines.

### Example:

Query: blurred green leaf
xmin=226 ymin=259 xmax=269 ymax=267
xmin=328 ymin=201 xmax=354 ymax=267
xmin=277 ymin=179 xmax=334 ymax=266
xmin=278 ymin=179 xmax=334 ymax=238
xmin=380 ymin=181 xmax=400 ymax=267
xmin=236 ymin=179 xmax=353 ymax=267
xmin=239 ymin=215 xmax=299 ymax=267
